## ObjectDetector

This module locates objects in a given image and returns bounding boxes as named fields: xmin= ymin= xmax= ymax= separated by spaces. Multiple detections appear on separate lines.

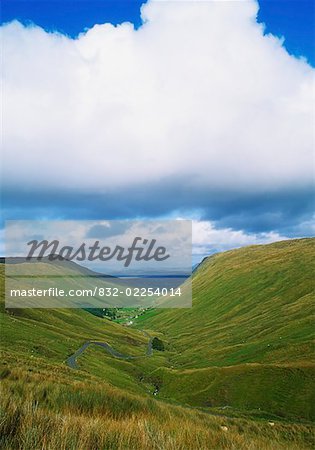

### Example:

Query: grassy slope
xmin=135 ymin=238 xmax=315 ymax=420
xmin=1 ymin=263 xmax=159 ymax=397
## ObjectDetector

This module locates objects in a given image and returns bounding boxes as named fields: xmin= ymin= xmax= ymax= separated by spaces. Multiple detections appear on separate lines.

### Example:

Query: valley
xmin=0 ymin=238 xmax=314 ymax=449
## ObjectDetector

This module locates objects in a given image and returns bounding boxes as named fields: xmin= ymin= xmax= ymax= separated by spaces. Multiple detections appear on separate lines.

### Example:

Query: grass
xmin=0 ymin=238 xmax=314 ymax=448
xmin=1 ymin=367 xmax=314 ymax=450
xmin=135 ymin=238 xmax=315 ymax=420
xmin=150 ymin=363 xmax=315 ymax=420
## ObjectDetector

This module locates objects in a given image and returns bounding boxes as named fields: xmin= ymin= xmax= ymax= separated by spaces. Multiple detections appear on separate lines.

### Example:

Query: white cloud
xmin=4 ymin=217 xmax=288 ymax=265
xmin=192 ymin=219 xmax=288 ymax=259
xmin=2 ymin=0 xmax=314 ymax=195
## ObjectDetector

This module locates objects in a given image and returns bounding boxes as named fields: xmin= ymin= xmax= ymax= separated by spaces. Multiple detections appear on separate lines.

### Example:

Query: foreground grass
xmin=1 ymin=368 xmax=314 ymax=450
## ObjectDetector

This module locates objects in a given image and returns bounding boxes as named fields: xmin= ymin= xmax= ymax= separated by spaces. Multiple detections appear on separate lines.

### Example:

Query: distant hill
xmin=1 ymin=256 xmax=115 ymax=277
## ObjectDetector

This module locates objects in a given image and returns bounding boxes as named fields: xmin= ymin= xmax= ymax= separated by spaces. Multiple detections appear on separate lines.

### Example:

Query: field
xmin=0 ymin=238 xmax=314 ymax=449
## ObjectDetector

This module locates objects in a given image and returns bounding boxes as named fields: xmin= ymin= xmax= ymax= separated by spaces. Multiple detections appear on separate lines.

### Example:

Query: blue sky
xmin=1 ymin=0 xmax=314 ymax=259
xmin=1 ymin=0 xmax=314 ymax=65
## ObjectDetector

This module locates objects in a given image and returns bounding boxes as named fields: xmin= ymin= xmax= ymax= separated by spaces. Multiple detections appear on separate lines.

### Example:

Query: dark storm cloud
xmin=2 ymin=179 xmax=314 ymax=238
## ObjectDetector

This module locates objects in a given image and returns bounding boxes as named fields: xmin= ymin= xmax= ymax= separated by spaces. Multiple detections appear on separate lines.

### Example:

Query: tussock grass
xmin=1 ymin=370 xmax=314 ymax=450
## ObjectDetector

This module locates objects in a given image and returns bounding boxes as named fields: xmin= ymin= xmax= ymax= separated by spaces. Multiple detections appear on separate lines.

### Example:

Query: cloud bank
xmin=2 ymin=0 xmax=314 ymax=252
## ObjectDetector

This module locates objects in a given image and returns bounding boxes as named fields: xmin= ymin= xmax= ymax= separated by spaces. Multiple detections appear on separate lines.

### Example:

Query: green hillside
xmin=135 ymin=238 xmax=315 ymax=420
xmin=0 ymin=239 xmax=314 ymax=449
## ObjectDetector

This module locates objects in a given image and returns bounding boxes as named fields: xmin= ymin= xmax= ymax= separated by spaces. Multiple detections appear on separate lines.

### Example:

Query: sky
xmin=2 ymin=0 xmax=314 ymax=65
xmin=1 ymin=0 xmax=314 ymax=262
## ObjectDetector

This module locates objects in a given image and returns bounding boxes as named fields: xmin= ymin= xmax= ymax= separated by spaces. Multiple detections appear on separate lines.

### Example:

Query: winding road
xmin=66 ymin=330 xmax=153 ymax=369
xmin=66 ymin=330 xmax=236 ymax=419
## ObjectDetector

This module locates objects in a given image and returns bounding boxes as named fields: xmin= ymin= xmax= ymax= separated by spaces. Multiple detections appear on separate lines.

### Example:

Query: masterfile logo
xmin=26 ymin=237 xmax=171 ymax=267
